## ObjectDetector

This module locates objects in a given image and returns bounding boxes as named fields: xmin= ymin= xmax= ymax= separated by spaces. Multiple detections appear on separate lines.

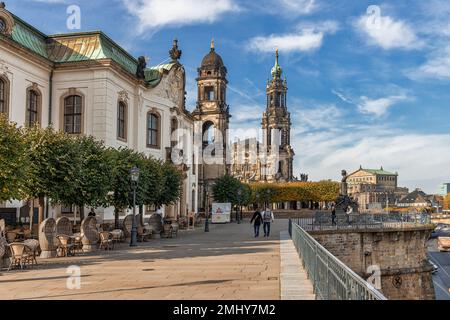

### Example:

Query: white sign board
xmin=212 ymin=203 xmax=231 ymax=224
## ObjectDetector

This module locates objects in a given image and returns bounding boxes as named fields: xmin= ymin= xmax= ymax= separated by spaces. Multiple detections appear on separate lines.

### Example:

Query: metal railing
xmin=289 ymin=219 xmax=387 ymax=300
xmin=292 ymin=212 xmax=433 ymax=232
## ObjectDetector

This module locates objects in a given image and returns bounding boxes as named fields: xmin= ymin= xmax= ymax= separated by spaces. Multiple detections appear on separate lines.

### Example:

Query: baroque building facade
xmin=0 ymin=4 xmax=198 ymax=224
xmin=231 ymin=50 xmax=295 ymax=183
xmin=346 ymin=166 xmax=409 ymax=212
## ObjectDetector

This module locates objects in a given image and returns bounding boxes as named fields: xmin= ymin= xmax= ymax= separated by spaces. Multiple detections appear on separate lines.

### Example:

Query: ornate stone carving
xmin=0 ymin=3 xmax=14 ymax=36
xmin=0 ymin=58 xmax=9 ymax=76
xmin=118 ymin=90 xmax=129 ymax=103
xmin=152 ymin=65 xmax=186 ymax=110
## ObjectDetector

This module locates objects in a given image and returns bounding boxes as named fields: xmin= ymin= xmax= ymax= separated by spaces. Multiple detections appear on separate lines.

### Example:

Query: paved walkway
xmin=279 ymin=231 xmax=315 ymax=300
xmin=0 ymin=219 xmax=314 ymax=300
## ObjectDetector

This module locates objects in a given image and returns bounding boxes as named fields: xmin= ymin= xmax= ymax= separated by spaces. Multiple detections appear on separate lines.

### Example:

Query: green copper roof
xmin=363 ymin=168 xmax=396 ymax=176
xmin=10 ymin=14 xmax=49 ymax=59
xmin=144 ymin=62 xmax=177 ymax=86
xmin=47 ymin=32 xmax=138 ymax=75
xmin=6 ymin=11 xmax=180 ymax=82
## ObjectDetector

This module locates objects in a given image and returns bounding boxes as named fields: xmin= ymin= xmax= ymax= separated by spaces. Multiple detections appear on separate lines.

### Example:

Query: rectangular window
xmin=64 ymin=95 xmax=82 ymax=134
xmin=27 ymin=90 xmax=39 ymax=127
xmin=117 ymin=102 xmax=127 ymax=140
xmin=0 ymin=79 xmax=5 ymax=114
xmin=147 ymin=113 xmax=159 ymax=148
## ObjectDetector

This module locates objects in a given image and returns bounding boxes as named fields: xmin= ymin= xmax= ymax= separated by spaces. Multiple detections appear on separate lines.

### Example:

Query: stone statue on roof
xmin=169 ymin=39 xmax=182 ymax=61
xmin=136 ymin=56 xmax=146 ymax=80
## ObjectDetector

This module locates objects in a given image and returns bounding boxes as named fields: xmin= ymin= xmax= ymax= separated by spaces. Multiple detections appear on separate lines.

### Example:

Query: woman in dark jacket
xmin=250 ymin=209 xmax=263 ymax=237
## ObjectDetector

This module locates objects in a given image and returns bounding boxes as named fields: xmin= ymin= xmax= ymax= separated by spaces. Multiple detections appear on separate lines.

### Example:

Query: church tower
xmin=192 ymin=40 xmax=231 ymax=211
xmin=261 ymin=49 xmax=295 ymax=182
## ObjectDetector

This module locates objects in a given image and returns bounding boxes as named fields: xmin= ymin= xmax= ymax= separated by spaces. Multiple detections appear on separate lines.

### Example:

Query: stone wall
xmin=310 ymin=226 xmax=435 ymax=300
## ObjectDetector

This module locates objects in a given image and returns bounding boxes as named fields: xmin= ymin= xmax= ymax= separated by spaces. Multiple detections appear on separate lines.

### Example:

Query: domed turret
xmin=201 ymin=39 xmax=225 ymax=69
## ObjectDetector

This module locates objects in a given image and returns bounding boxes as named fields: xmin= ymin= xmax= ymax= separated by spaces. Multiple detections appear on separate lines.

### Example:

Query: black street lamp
xmin=130 ymin=166 xmax=140 ymax=247
xmin=205 ymin=192 xmax=209 ymax=232
xmin=237 ymin=188 xmax=242 ymax=224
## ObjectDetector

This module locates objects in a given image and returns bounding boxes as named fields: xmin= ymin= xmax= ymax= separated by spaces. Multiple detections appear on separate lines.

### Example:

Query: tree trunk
xmin=139 ymin=205 xmax=144 ymax=225
xmin=79 ymin=205 xmax=85 ymax=222
xmin=114 ymin=208 xmax=119 ymax=229
xmin=38 ymin=196 xmax=45 ymax=226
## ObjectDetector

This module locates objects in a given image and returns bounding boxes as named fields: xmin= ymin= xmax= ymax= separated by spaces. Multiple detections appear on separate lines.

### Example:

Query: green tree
xmin=24 ymin=125 xmax=80 ymax=224
xmin=212 ymin=174 xmax=243 ymax=206
xmin=0 ymin=115 xmax=29 ymax=202
xmin=107 ymin=147 xmax=150 ymax=228
xmin=154 ymin=162 xmax=183 ymax=208
xmin=62 ymin=135 xmax=113 ymax=221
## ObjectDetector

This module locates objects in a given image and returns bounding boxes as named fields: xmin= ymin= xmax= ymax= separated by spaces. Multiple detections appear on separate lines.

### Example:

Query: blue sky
xmin=9 ymin=0 xmax=450 ymax=193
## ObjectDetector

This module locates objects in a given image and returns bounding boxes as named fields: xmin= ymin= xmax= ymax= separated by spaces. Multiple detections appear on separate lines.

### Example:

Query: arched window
xmin=0 ymin=76 xmax=8 ymax=115
xmin=147 ymin=112 xmax=160 ymax=148
xmin=202 ymin=121 xmax=215 ymax=147
xmin=26 ymin=88 xmax=41 ymax=127
xmin=117 ymin=101 xmax=127 ymax=141
xmin=64 ymin=95 xmax=82 ymax=134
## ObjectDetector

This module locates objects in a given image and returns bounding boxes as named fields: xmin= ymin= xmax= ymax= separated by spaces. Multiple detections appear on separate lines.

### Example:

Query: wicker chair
xmin=122 ymin=214 xmax=134 ymax=238
xmin=81 ymin=216 xmax=98 ymax=252
xmin=0 ymin=219 xmax=5 ymax=235
xmin=8 ymin=243 xmax=32 ymax=270
xmin=38 ymin=218 xmax=57 ymax=258
xmin=56 ymin=235 xmax=74 ymax=257
xmin=56 ymin=217 xmax=73 ymax=237
xmin=0 ymin=239 xmax=6 ymax=265
xmin=23 ymin=239 xmax=39 ymax=265
xmin=99 ymin=231 xmax=114 ymax=250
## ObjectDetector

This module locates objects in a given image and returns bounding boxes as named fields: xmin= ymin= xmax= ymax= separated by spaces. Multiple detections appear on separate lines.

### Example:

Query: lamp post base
xmin=130 ymin=228 xmax=138 ymax=247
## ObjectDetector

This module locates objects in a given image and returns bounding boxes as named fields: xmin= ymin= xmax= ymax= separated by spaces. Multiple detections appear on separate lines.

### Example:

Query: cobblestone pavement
xmin=0 ymin=219 xmax=292 ymax=300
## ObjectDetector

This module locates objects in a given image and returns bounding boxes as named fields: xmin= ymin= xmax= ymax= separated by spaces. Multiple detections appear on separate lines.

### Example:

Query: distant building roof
xmin=362 ymin=168 xmax=397 ymax=176
xmin=398 ymin=189 xmax=430 ymax=205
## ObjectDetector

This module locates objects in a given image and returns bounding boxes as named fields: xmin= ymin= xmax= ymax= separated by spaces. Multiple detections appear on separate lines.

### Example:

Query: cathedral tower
xmin=192 ymin=40 xmax=231 ymax=210
xmin=261 ymin=49 xmax=295 ymax=182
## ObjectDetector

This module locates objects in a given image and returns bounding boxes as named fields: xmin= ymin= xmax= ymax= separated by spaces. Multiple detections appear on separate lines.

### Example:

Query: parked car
xmin=437 ymin=237 xmax=450 ymax=252
xmin=431 ymin=224 xmax=450 ymax=239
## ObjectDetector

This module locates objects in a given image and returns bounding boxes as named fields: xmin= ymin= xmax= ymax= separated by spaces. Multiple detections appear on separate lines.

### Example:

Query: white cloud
xmin=246 ymin=0 xmax=318 ymax=17
xmin=407 ymin=45 xmax=450 ymax=80
xmin=248 ymin=21 xmax=338 ymax=53
xmin=294 ymin=127 xmax=450 ymax=194
xmin=122 ymin=0 xmax=239 ymax=30
xmin=355 ymin=14 xmax=420 ymax=50
xmin=278 ymin=0 xmax=317 ymax=15
xmin=358 ymin=95 xmax=408 ymax=117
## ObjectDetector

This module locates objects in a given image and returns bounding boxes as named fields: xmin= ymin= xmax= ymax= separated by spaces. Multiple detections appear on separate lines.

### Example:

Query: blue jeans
xmin=263 ymin=222 xmax=271 ymax=236
xmin=254 ymin=224 xmax=261 ymax=237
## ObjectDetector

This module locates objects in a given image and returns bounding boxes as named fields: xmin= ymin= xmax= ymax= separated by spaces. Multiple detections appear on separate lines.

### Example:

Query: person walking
xmin=331 ymin=204 xmax=337 ymax=226
xmin=250 ymin=208 xmax=263 ymax=237
xmin=262 ymin=207 xmax=274 ymax=237
xmin=346 ymin=206 xmax=353 ymax=225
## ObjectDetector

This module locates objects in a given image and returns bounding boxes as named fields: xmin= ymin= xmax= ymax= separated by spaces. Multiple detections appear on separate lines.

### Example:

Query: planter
xmin=171 ymin=222 xmax=179 ymax=238
xmin=163 ymin=223 xmax=173 ymax=238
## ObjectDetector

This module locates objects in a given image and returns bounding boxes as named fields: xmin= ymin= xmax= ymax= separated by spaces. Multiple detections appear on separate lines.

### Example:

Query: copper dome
xmin=201 ymin=39 xmax=224 ymax=69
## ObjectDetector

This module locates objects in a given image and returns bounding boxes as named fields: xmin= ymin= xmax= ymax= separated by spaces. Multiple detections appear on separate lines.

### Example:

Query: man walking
xmin=331 ymin=204 xmax=336 ymax=226
xmin=262 ymin=207 xmax=274 ymax=237
xmin=250 ymin=208 xmax=263 ymax=237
